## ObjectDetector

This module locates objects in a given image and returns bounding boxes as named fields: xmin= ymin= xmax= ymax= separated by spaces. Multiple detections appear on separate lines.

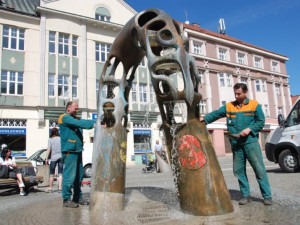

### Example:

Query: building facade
xmin=0 ymin=0 xmax=165 ymax=165
xmin=0 ymin=1 xmax=292 ymax=164
xmin=182 ymin=22 xmax=291 ymax=155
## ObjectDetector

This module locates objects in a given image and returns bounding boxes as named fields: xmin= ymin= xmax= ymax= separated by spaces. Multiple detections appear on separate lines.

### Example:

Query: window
xmin=96 ymin=42 xmax=111 ymax=62
xmin=2 ymin=26 xmax=25 ymax=50
xmin=1 ymin=70 xmax=23 ymax=95
xmin=150 ymin=84 xmax=154 ymax=103
xmin=58 ymin=75 xmax=69 ymax=98
xmin=254 ymin=56 xmax=263 ymax=68
xmin=199 ymin=100 xmax=206 ymax=114
xmin=241 ymin=77 xmax=247 ymax=84
xmin=219 ymin=73 xmax=231 ymax=87
xmin=96 ymin=80 xmax=99 ymax=98
xmin=95 ymin=14 xmax=110 ymax=22
xmin=226 ymin=74 xmax=232 ymax=87
xmin=139 ymin=84 xmax=147 ymax=103
xmin=262 ymin=80 xmax=267 ymax=92
xmin=198 ymin=70 xmax=204 ymax=84
xmin=132 ymin=82 xmax=137 ymax=102
xmin=48 ymin=74 xmax=55 ymax=97
xmin=264 ymin=104 xmax=269 ymax=117
xmin=72 ymin=76 xmax=78 ymax=98
xmin=275 ymin=84 xmax=280 ymax=95
xmin=72 ymin=36 xmax=78 ymax=57
xmin=95 ymin=7 xmax=111 ymax=22
xmin=217 ymin=46 xmax=229 ymax=61
xmin=96 ymin=80 xmax=109 ymax=99
xmin=286 ymin=101 xmax=300 ymax=126
xmin=49 ymin=31 xmax=55 ymax=53
xmin=271 ymin=61 xmax=279 ymax=72
xmin=255 ymin=80 xmax=261 ymax=91
xmin=255 ymin=79 xmax=267 ymax=92
xmin=237 ymin=52 xmax=247 ymax=65
xmin=219 ymin=73 xmax=225 ymax=87
xmin=58 ymin=34 xmax=69 ymax=55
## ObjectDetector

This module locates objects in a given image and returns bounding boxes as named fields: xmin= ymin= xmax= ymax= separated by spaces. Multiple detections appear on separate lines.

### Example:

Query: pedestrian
xmin=45 ymin=127 xmax=63 ymax=193
xmin=0 ymin=147 xmax=26 ymax=196
xmin=199 ymin=83 xmax=273 ymax=206
xmin=58 ymin=101 xmax=95 ymax=208
xmin=154 ymin=140 xmax=162 ymax=157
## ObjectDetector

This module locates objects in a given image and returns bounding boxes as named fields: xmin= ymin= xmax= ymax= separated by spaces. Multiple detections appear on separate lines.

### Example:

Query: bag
xmin=0 ymin=165 xmax=9 ymax=178
xmin=21 ymin=166 xmax=36 ymax=183
xmin=21 ymin=166 xmax=36 ymax=176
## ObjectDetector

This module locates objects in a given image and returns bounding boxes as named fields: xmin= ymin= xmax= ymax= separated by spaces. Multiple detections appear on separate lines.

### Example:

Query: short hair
xmin=50 ymin=127 xmax=60 ymax=138
xmin=66 ymin=101 xmax=74 ymax=109
xmin=233 ymin=83 xmax=248 ymax=92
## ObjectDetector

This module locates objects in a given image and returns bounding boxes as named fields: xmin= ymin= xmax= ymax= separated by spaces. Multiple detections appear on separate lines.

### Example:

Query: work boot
xmin=263 ymin=198 xmax=273 ymax=206
xmin=63 ymin=199 xmax=79 ymax=208
xmin=239 ymin=196 xmax=251 ymax=205
xmin=73 ymin=199 xmax=89 ymax=205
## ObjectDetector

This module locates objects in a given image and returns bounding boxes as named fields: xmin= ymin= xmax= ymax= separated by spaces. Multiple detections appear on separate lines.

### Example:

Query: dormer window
xmin=95 ymin=7 xmax=111 ymax=22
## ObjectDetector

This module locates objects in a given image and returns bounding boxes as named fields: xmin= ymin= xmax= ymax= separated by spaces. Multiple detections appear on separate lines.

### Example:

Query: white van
xmin=82 ymin=143 xmax=93 ymax=177
xmin=265 ymin=97 xmax=300 ymax=172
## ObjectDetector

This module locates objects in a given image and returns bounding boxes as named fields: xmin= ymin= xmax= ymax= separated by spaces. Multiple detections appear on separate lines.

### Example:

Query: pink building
xmin=181 ymin=22 xmax=292 ymax=155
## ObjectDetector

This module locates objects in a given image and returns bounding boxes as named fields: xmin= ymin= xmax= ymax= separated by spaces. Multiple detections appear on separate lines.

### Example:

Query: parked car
xmin=24 ymin=144 xmax=93 ymax=178
xmin=82 ymin=143 xmax=93 ymax=178
xmin=265 ymin=97 xmax=300 ymax=172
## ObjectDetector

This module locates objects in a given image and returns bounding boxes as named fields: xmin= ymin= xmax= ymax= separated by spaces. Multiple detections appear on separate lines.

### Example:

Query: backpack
xmin=0 ymin=165 xmax=9 ymax=178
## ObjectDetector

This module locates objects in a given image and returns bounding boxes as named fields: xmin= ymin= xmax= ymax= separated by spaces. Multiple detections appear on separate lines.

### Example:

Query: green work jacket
xmin=58 ymin=113 xmax=95 ymax=152
xmin=204 ymin=98 xmax=265 ymax=146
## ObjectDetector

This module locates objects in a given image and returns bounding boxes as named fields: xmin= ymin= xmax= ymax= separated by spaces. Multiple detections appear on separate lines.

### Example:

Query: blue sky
xmin=125 ymin=0 xmax=300 ymax=95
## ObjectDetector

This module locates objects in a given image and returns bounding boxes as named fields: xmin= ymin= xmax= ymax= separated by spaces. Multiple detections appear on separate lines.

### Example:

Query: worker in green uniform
xmin=58 ymin=101 xmax=95 ymax=208
xmin=200 ymin=83 xmax=273 ymax=206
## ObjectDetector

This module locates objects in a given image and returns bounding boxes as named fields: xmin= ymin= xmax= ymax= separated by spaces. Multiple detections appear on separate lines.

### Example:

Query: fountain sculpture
xmin=90 ymin=8 xmax=234 ymax=216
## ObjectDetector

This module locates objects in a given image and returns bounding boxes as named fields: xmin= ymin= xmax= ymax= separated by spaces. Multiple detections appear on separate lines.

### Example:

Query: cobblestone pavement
xmin=0 ymin=154 xmax=299 ymax=225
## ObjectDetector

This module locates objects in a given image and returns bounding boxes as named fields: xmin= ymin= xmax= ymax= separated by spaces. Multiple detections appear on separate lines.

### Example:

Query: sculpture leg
xmin=163 ymin=120 xmax=233 ymax=215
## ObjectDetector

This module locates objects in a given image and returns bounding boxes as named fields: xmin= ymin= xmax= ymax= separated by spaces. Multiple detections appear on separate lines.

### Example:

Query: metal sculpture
xmin=90 ymin=8 xmax=234 ymax=216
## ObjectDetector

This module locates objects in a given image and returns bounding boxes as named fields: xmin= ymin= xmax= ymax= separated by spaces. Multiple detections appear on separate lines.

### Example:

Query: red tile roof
xmin=180 ymin=22 xmax=288 ymax=59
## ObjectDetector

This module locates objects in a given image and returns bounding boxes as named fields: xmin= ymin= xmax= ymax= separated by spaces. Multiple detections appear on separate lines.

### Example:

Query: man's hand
xmin=240 ymin=128 xmax=251 ymax=137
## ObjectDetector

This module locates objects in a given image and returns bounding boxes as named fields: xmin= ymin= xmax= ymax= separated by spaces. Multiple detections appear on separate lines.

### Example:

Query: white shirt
xmin=0 ymin=157 xmax=15 ymax=170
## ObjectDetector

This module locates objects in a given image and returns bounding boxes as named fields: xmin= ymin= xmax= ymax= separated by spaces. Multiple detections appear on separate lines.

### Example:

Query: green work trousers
xmin=62 ymin=151 xmax=84 ymax=201
xmin=232 ymin=142 xmax=272 ymax=199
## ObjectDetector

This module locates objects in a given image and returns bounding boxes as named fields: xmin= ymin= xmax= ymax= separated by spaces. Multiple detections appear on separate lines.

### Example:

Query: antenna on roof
xmin=184 ymin=9 xmax=189 ymax=24
xmin=219 ymin=18 xmax=226 ymax=34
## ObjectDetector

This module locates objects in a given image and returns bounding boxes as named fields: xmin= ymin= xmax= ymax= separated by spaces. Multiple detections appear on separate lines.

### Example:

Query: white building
xmin=0 ymin=0 xmax=164 ymax=165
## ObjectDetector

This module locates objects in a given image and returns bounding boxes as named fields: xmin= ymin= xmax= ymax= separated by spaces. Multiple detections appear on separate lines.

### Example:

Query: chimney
xmin=191 ymin=22 xmax=200 ymax=27
xmin=185 ymin=20 xmax=190 ymax=25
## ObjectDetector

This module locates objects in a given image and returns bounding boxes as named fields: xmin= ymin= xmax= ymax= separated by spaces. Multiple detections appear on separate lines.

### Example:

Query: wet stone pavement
xmin=0 ymin=154 xmax=300 ymax=225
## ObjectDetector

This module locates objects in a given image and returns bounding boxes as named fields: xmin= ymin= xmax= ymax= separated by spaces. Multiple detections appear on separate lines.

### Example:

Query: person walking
xmin=154 ymin=140 xmax=162 ymax=156
xmin=200 ymin=83 xmax=273 ymax=206
xmin=45 ymin=127 xmax=63 ymax=193
xmin=58 ymin=101 xmax=95 ymax=208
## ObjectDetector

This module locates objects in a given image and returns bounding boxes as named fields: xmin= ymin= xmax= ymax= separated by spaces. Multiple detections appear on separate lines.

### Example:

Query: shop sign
xmin=0 ymin=128 xmax=26 ymax=135
xmin=133 ymin=130 xmax=151 ymax=135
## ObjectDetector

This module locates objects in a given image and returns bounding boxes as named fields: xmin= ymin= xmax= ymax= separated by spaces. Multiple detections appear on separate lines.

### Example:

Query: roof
xmin=0 ymin=0 xmax=40 ymax=17
xmin=181 ymin=22 xmax=288 ymax=60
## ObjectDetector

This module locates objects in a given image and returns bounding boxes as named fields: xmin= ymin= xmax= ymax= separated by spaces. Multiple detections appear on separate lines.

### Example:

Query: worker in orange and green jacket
xmin=200 ymin=83 xmax=273 ymax=206
xmin=58 ymin=101 xmax=95 ymax=208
